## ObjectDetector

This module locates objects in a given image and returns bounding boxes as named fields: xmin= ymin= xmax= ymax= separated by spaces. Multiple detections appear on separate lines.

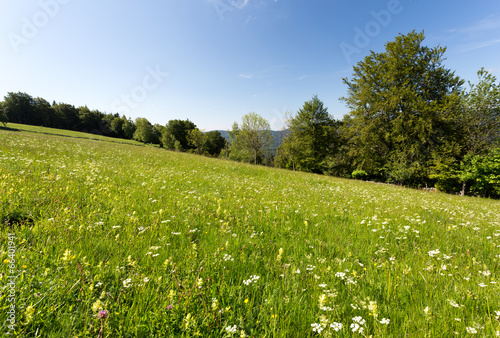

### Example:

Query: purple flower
xmin=167 ymin=304 xmax=173 ymax=310
xmin=98 ymin=310 xmax=108 ymax=319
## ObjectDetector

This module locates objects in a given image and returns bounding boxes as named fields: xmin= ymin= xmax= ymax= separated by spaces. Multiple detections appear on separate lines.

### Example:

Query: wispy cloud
xmin=460 ymin=39 xmax=500 ymax=52
xmin=460 ymin=14 xmax=500 ymax=33
xmin=239 ymin=73 xmax=254 ymax=79
xmin=230 ymin=0 xmax=249 ymax=9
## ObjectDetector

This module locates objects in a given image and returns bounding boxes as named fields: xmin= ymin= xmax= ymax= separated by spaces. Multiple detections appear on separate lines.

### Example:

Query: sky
xmin=1 ymin=0 xmax=499 ymax=131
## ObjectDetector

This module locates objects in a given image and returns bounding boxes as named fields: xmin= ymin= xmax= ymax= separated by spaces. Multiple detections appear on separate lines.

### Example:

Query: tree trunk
xmin=460 ymin=181 xmax=466 ymax=196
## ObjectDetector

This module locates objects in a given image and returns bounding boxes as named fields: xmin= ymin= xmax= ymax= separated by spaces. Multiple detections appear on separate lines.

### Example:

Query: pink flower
xmin=167 ymin=304 xmax=173 ymax=310
xmin=98 ymin=310 xmax=108 ymax=319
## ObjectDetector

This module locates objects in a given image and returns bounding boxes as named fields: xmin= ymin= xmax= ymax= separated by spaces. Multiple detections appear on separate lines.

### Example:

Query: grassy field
xmin=1 ymin=127 xmax=500 ymax=337
xmin=2 ymin=123 xmax=144 ymax=146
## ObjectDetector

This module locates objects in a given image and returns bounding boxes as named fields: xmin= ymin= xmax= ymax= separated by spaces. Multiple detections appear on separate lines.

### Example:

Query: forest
xmin=2 ymin=31 xmax=499 ymax=197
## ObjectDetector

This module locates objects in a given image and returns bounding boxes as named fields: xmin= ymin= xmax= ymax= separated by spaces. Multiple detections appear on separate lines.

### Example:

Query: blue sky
xmin=1 ymin=0 xmax=499 ymax=130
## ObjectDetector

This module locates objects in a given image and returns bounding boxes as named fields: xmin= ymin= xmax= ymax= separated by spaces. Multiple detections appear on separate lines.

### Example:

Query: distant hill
xmin=211 ymin=130 xmax=287 ymax=153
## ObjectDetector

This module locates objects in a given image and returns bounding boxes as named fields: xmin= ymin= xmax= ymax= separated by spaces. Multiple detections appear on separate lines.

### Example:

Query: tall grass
xmin=1 ymin=129 xmax=499 ymax=337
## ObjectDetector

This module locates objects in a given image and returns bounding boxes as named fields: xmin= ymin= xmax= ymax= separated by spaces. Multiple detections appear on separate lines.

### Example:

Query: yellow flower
xmin=3 ymin=259 xmax=9 ymax=264
xmin=244 ymin=298 xmax=249 ymax=304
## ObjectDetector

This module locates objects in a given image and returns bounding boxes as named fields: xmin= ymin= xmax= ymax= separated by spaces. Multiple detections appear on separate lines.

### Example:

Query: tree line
xmin=1 ymin=31 xmax=499 ymax=197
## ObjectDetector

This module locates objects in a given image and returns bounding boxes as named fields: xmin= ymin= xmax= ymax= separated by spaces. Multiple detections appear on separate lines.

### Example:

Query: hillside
xmin=1 ymin=127 xmax=499 ymax=337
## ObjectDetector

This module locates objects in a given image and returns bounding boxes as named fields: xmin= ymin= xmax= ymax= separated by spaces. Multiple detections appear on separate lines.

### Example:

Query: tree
xmin=0 ymin=102 xmax=7 ymax=126
xmin=462 ymin=68 xmax=500 ymax=156
xmin=340 ymin=31 xmax=464 ymax=185
xmin=122 ymin=117 xmax=136 ymax=139
xmin=279 ymin=96 xmax=337 ymax=173
xmin=78 ymin=106 xmax=102 ymax=132
xmin=2 ymin=92 xmax=36 ymax=125
xmin=33 ymin=97 xmax=55 ymax=127
xmin=53 ymin=103 xmax=80 ymax=130
xmin=187 ymin=128 xmax=205 ymax=155
xmin=133 ymin=117 xmax=155 ymax=143
xmin=164 ymin=119 xmax=197 ymax=151
xmin=204 ymin=131 xmax=226 ymax=157
xmin=231 ymin=113 xmax=273 ymax=165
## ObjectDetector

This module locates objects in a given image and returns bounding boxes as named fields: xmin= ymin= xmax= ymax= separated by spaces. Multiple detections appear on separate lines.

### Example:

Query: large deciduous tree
xmin=231 ymin=113 xmax=273 ymax=165
xmin=340 ymin=30 xmax=464 ymax=185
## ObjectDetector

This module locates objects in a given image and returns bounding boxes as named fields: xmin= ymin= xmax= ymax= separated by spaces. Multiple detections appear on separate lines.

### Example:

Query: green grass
xmin=1 ymin=128 xmax=499 ymax=337
xmin=2 ymin=123 xmax=144 ymax=146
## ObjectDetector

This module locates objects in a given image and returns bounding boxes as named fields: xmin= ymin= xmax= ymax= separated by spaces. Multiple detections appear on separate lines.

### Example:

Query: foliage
xmin=279 ymin=96 xmax=338 ymax=173
xmin=164 ymin=119 xmax=196 ymax=151
xmin=187 ymin=128 xmax=204 ymax=155
xmin=203 ymin=130 xmax=226 ymax=157
xmin=133 ymin=117 xmax=156 ymax=144
xmin=351 ymin=169 xmax=368 ymax=180
xmin=0 ymin=102 xmax=7 ymax=126
xmin=340 ymin=31 xmax=464 ymax=185
xmin=461 ymin=68 xmax=500 ymax=156
xmin=230 ymin=113 xmax=273 ymax=165
xmin=461 ymin=148 xmax=500 ymax=198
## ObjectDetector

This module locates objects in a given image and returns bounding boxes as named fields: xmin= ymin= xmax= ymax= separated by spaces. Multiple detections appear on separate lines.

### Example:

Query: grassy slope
xmin=1 ymin=128 xmax=499 ymax=337
xmin=2 ymin=123 xmax=144 ymax=146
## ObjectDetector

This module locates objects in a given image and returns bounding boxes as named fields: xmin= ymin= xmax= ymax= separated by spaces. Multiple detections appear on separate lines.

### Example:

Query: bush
xmin=352 ymin=169 xmax=368 ymax=180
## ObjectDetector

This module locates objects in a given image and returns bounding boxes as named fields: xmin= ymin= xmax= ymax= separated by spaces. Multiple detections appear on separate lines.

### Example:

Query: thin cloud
xmin=460 ymin=14 xmax=500 ymax=33
xmin=461 ymin=39 xmax=500 ymax=52
xmin=240 ymin=73 xmax=254 ymax=79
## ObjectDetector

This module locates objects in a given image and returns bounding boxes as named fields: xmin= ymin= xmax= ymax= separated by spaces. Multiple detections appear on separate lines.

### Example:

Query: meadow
xmin=1 ymin=128 xmax=500 ymax=337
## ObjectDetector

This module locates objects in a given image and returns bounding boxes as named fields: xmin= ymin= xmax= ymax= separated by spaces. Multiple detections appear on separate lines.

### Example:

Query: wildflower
xmin=123 ymin=278 xmax=132 ymax=288
xmin=243 ymin=275 xmax=260 ymax=285
xmin=167 ymin=304 xmax=173 ymax=310
xmin=24 ymin=305 xmax=35 ymax=324
xmin=95 ymin=282 xmax=103 ymax=288
xmin=240 ymin=330 xmax=247 ymax=338
xmin=62 ymin=249 xmax=75 ymax=261
xmin=466 ymin=327 xmax=478 ymax=334
xmin=183 ymin=313 xmax=196 ymax=331
xmin=98 ymin=310 xmax=108 ymax=319
xmin=318 ymin=294 xmax=327 ymax=309
xmin=295 ymin=269 xmax=300 ymax=274
xmin=448 ymin=299 xmax=460 ymax=308
xmin=197 ymin=278 xmax=203 ymax=288
xmin=350 ymin=323 xmax=363 ymax=334
xmin=335 ymin=272 xmax=346 ymax=280
xmin=311 ymin=323 xmax=323 ymax=334
xmin=428 ymin=249 xmax=440 ymax=257
xmin=244 ymin=298 xmax=249 ymax=304
xmin=211 ymin=298 xmax=218 ymax=310
xmin=143 ymin=277 xmax=150 ymax=283
xmin=330 ymin=322 xmax=343 ymax=331
xmin=380 ymin=318 xmax=390 ymax=325
xmin=92 ymin=299 xmax=105 ymax=313
xmin=225 ymin=325 xmax=238 ymax=334
xmin=478 ymin=283 xmax=487 ymax=288
xmin=276 ymin=247 xmax=283 ymax=261
xmin=127 ymin=255 xmax=137 ymax=267
xmin=3 ymin=259 xmax=8 ymax=264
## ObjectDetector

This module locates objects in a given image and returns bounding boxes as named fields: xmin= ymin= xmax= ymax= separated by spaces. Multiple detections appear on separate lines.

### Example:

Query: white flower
xmin=380 ymin=318 xmax=390 ymax=325
xmin=311 ymin=323 xmax=323 ymax=334
xmin=447 ymin=299 xmax=460 ymax=308
xmin=295 ymin=269 xmax=300 ymax=274
xmin=225 ymin=325 xmax=238 ymax=334
xmin=352 ymin=316 xmax=366 ymax=325
xmin=466 ymin=327 xmax=478 ymax=334
xmin=478 ymin=283 xmax=487 ymax=288
xmin=330 ymin=322 xmax=343 ymax=331
xmin=335 ymin=272 xmax=346 ymax=279
xmin=123 ymin=278 xmax=132 ymax=288
xmin=428 ymin=249 xmax=440 ymax=257
xmin=143 ymin=277 xmax=150 ymax=283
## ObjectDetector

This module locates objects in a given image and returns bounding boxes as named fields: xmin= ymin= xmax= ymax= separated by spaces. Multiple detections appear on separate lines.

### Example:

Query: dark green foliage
xmin=351 ymin=170 xmax=368 ymax=180
xmin=278 ymin=96 xmax=338 ymax=173
xmin=203 ymin=131 xmax=226 ymax=156
xmin=133 ymin=117 xmax=157 ymax=144
xmin=340 ymin=31 xmax=464 ymax=186
xmin=163 ymin=119 xmax=197 ymax=151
